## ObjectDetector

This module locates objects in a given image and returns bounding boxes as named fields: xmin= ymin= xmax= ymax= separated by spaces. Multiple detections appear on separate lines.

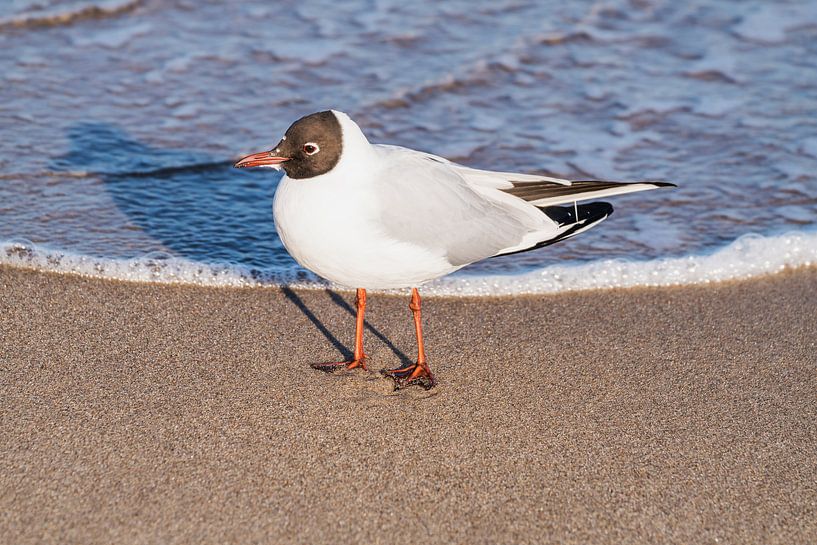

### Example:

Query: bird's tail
xmin=494 ymin=201 xmax=613 ymax=257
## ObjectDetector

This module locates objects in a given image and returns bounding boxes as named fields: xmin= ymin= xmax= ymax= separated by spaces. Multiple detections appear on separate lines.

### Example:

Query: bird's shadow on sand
xmin=54 ymin=122 xmax=411 ymax=365
xmin=281 ymin=288 xmax=413 ymax=367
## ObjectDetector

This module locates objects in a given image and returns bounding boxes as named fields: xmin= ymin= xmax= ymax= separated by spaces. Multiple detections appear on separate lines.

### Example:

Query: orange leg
xmin=311 ymin=288 xmax=368 ymax=372
xmin=381 ymin=288 xmax=436 ymax=389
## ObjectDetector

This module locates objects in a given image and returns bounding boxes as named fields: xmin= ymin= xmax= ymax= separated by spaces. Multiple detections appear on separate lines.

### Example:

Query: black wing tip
xmin=571 ymin=180 xmax=676 ymax=188
xmin=540 ymin=201 xmax=613 ymax=226
xmin=494 ymin=201 xmax=613 ymax=259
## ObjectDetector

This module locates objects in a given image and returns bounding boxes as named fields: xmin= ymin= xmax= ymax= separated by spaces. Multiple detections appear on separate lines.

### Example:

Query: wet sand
xmin=1 ymin=265 xmax=815 ymax=544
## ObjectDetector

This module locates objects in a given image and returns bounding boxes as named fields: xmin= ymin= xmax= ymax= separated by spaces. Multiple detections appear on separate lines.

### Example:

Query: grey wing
xmin=372 ymin=148 xmax=548 ymax=267
xmin=375 ymin=146 xmax=675 ymax=206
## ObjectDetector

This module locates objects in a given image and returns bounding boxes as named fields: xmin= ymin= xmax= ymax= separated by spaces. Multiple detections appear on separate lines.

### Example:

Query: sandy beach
xmin=1 ymin=265 xmax=815 ymax=544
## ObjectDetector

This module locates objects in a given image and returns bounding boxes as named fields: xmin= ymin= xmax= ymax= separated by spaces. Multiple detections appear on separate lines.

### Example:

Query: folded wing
xmin=371 ymin=145 xmax=675 ymax=265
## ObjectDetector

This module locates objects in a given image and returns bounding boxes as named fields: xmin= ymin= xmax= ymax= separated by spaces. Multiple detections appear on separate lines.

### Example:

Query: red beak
xmin=234 ymin=150 xmax=289 ymax=169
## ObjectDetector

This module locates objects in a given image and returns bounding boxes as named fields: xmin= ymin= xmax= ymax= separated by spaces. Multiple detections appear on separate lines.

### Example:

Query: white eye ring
xmin=303 ymin=142 xmax=320 ymax=155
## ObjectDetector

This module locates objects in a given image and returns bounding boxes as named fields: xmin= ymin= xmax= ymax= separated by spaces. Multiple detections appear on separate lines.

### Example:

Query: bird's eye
xmin=303 ymin=143 xmax=320 ymax=155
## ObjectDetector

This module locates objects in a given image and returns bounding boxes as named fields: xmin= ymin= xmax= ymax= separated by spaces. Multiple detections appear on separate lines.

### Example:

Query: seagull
xmin=235 ymin=110 xmax=674 ymax=389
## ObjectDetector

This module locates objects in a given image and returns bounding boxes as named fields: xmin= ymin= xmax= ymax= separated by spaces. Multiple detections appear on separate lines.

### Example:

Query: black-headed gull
xmin=235 ymin=110 xmax=674 ymax=388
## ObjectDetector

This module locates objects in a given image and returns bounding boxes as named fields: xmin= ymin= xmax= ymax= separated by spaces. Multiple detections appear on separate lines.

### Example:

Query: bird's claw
xmin=380 ymin=362 xmax=436 ymax=390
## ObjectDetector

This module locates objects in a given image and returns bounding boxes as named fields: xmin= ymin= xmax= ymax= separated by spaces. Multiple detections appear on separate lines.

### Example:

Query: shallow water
xmin=1 ymin=0 xmax=816 ymax=293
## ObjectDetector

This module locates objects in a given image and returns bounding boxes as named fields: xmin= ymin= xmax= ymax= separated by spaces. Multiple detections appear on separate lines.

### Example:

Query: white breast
xmin=273 ymin=174 xmax=457 ymax=289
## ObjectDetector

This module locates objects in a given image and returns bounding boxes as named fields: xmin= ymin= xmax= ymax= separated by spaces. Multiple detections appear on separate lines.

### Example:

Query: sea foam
xmin=1 ymin=231 xmax=815 ymax=296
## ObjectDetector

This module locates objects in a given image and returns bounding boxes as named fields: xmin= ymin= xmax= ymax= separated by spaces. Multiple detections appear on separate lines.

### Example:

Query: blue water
xmin=1 ymin=0 xmax=816 ymax=292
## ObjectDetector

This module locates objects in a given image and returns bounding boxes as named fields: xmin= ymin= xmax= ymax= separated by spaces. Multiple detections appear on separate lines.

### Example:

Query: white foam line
xmin=0 ymin=244 xmax=320 ymax=289
xmin=1 ymin=231 xmax=815 ymax=296
xmin=425 ymin=231 xmax=817 ymax=296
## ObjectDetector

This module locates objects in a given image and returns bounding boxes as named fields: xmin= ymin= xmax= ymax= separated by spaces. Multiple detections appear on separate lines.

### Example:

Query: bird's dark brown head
xmin=234 ymin=110 xmax=343 ymax=179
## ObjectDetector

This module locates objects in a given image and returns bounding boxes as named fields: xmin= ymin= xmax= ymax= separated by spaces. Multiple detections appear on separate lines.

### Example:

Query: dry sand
xmin=1 ymin=265 xmax=816 ymax=544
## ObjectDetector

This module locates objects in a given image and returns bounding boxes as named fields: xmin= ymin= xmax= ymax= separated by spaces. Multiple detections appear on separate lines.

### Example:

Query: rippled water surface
xmin=1 ymin=0 xmax=816 ymax=288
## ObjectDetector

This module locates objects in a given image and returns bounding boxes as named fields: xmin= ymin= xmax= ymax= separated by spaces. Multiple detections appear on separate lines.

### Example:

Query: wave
xmin=0 ymin=0 xmax=141 ymax=31
xmin=1 ymin=231 xmax=815 ymax=296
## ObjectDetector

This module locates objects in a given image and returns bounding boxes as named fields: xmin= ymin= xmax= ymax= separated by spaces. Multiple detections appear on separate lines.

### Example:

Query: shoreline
xmin=2 ymin=228 xmax=817 ymax=296
xmin=2 ymin=265 xmax=816 ymax=544
xmin=0 ymin=260 xmax=816 ymax=299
